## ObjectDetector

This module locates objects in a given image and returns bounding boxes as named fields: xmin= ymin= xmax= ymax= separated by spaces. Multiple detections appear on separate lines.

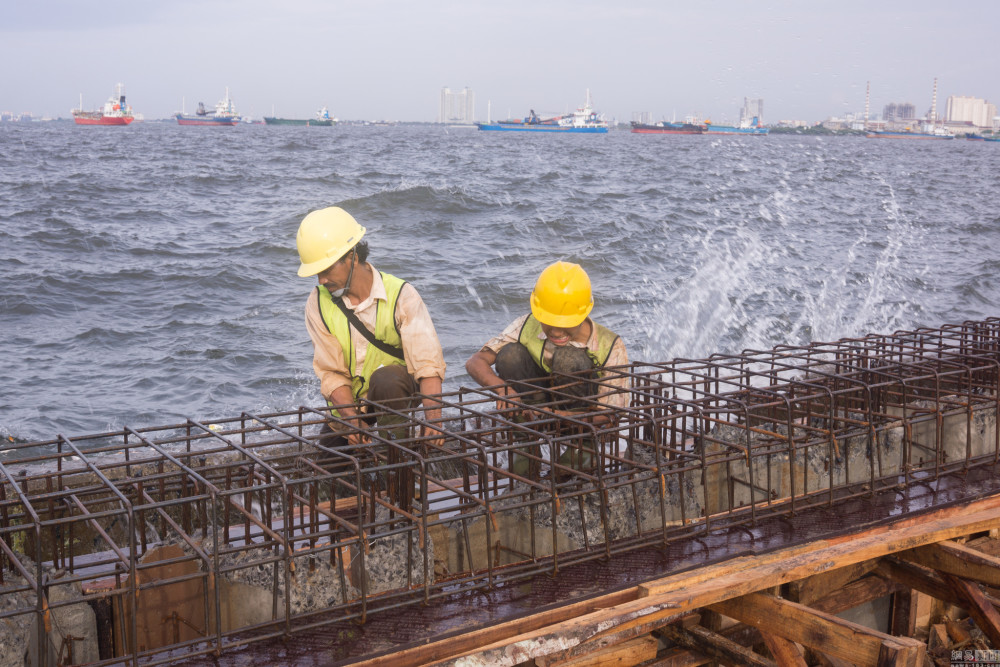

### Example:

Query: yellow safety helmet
xmin=296 ymin=207 xmax=366 ymax=277
xmin=530 ymin=261 xmax=594 ymax=328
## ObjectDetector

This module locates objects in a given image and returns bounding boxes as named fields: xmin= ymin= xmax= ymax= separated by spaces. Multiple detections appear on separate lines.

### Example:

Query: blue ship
xmin=478 ymin=91 xmax=609 ymax=134
xmin=701 ymin=117 xmax=769 ymax=135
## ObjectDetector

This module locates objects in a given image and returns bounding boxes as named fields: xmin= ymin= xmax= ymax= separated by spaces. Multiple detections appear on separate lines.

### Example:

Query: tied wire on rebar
xmin=1 ymin=317 xmax=1000 ymax=666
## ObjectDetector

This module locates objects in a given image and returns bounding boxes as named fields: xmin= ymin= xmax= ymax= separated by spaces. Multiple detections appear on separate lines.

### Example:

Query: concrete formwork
xmin=2 ymin=317 xmax=1000 ymax=666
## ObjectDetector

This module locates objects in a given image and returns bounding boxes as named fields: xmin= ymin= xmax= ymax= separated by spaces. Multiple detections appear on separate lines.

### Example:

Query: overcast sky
xmin=2 ymin=0 xmax=995 ymax=123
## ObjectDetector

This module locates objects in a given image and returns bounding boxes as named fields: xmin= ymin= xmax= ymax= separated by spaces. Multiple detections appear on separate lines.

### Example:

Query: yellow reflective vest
xmin=517 ymin=314 xmax=619 ymax=374
xmin=317 ymin=271 xmax=407 ymax=401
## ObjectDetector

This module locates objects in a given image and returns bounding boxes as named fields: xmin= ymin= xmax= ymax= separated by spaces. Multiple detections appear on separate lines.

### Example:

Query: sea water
xmin=2 ymin=121 xmax=999 ymax=445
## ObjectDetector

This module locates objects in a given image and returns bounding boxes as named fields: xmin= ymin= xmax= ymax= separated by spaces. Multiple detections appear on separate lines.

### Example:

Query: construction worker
xmin=297 ymin=206 xmax=446 ymax=447
xmin=465 ymin=261 xmax=629 ymax=474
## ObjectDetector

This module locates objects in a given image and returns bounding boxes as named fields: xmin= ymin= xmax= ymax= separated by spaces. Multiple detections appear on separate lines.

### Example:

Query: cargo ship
xmin=264 ymin=106 xmax=336 ymax=126
xmin=864 ymin=79 xmax=954 ymax=141
xmin=630 ymin=121 xmax=704 ymax=134
xmin=71 ymin=83 xmax=134 ymax=126
xmin=701 ymin=118 xmax=768 ymax=135
xmin=865 ymin=129 xmax=954 ymax=140
xmin=175 ymin=89 xmax=239 ymax=126
xmin=477 ymin=91 xmax=608 ymax=133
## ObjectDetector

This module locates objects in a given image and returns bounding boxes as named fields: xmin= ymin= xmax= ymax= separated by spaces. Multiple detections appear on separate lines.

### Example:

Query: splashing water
xmin=1 ymin=125 xmax=999 ymax=442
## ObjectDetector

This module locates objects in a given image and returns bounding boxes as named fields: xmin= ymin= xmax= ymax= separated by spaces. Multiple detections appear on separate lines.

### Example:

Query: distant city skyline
xmin=439 ymin=87 xmax=475 ymax=124
xmin=1 ymin=1 xmax=997 ymax=124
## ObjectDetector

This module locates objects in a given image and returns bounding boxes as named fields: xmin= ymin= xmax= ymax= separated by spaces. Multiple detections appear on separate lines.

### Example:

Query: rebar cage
xmin=2 ymin=318 xmax=999 ymax=666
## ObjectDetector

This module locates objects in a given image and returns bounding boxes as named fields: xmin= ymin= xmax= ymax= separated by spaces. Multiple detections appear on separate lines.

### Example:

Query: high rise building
xmin=945 ymin=96 xmax=997 ymax=128
xmin=882 ymin=103 xmax=916 ymax=122
xmin=739 ymin=98 xmax=764 ymax=126
xmin=439 ymin=87 xmax=475 ymax=124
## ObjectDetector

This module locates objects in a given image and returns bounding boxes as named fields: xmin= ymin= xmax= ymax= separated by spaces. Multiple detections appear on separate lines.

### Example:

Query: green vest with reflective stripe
xmin=317 ymin=271 xmax=407 ymax=401
xmin=517 ymin=314 xmax=619 ymax=375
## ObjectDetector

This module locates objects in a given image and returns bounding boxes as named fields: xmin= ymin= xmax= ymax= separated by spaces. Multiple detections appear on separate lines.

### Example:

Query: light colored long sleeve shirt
xmin=305 ymin=264 xmax=446 ymax=401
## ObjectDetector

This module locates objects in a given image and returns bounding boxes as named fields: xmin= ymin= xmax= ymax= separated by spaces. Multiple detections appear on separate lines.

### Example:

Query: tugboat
xmin=72 ymin=83 xmax=134 ymax=126
xmin=477 ymin=91 xmax=609 ymax=133
xmin=175 ymin=88 xmax=239 ymax=126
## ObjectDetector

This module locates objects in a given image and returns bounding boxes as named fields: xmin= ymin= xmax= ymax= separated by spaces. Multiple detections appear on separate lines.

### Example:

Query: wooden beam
xmin=941 ymin=572 xmax=1000 ymax=647
xmin=967 ymin=535 xmax=1000 ymax=558
xmin=698 ymin=608 xmax=724 ymax=632
xmin=400 ymin=498 xmax=1000 ymax=667
xmin=876 ymin=638 xmax=925 ymax=667
xmin=641 ymin=500 xmax=1000 ymax=602
xmin=876 ymin=557 xmax=962 ymax=607
xmin=536 ymin=635 xmax=658 ymax=667
xmin=889 ymin=588 xmax=918 ymax=639
xmin=710 ymin=592 xmax=925 ymax=666
xmin=758 ymin=631 xmax=807 ymax=667
xmin=353 ymin=587 xmax=638 ymax=666
xmin=644 ymin=649 xmax=712 ymax=667
xmin=810 ymin=574 xmax=902 ymax=615
xmin=877 ymin=557 xmax=1000 ymax=610
xmin=812 ymin=653 xmax=856 ymax=667
xmin=900 ymin=539 xmax=1000 ymax=587
xmin=658 ymin=623 xmax=776 ymax=667
xmin=786 ymin=559 xmax=878 ymax=606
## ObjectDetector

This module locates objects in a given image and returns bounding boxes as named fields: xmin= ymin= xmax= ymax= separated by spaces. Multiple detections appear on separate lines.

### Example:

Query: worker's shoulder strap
xmin=330 ymin=296 xmax=405 ymax=361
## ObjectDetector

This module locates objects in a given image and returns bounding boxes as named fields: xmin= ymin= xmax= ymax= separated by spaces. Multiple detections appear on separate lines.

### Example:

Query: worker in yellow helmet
xmin=296 ymin=207 xmax=446 ymax=446
xmin=465 ymin=261 xmax=629 ymax=474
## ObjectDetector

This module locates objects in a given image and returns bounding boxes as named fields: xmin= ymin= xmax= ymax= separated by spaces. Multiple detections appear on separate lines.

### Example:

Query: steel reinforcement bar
xmin=2 ymin=317 xmax=1000 ymax=666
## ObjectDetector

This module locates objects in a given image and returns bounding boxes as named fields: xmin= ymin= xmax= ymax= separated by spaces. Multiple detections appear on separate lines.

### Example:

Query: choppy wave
xmin=2 ymin=122 xmax=1000 ymax=444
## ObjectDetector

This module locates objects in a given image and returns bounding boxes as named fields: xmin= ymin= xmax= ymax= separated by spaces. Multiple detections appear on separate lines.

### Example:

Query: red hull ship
xmin=72 ymin=83 xmax=135 ymax=126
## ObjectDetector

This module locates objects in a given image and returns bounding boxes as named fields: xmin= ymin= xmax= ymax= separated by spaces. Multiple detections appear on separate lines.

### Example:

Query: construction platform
xmin=3 ymin=318 xmax=1000 ymax=666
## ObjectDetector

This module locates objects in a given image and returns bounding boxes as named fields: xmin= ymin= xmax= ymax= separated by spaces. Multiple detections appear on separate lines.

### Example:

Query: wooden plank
xmin=710 ymin=592 xmax=924 ymax=666
xmin=946 ymin=619 xmax=972 ymax=643
xmin=641 ymin=501 xmax=1000 ymax=602
xmin=889 ymin=588 xmax=918 ymax=638
xmin=900 ymin=539 xmax=1000 ymax=587
xmin=941 ymin=572 xmax=1000 ymax=647
xmin=876 ymin=558 xmax=962 ymax=607
xmin=812 ymin=653 xmax=855 ymax=667
xmin=758 ymin=630 xmax=807 ymax=667
xmin=926 ymin=623 xmax=949 ymax=653
xmin=658 ymin=623 xmax=776 ymax=667
xmin=697 ymin=609 xmax=724 ymax=632
xmin=967 ymin=535 xmax=1000 ymax=558
xmin=810 ymin=574 xmax=901 ymax=615
xmin=875 ymin=638 xmax=924 ymax=667
xmin=643 ymin=648 xmax=712 ymax=667
xmin=537 ymin=635 xmax=658 ymax=667
xmin=408 ymin=497 xmax=1000 ymax=667
xmin=354 ymin=587 xmax=638 ymax=666
xmin=786 ymin=559 xmax=878 ymax=606
xmin=877 ymin=557 xmax=1000 ymax=610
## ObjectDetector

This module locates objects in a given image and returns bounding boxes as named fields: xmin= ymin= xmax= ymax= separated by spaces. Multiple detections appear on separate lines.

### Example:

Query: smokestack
xmin=930 ymin=77 xmax=938 ymax=124
xmin=864 ymin=81 xmax=870 ymax=130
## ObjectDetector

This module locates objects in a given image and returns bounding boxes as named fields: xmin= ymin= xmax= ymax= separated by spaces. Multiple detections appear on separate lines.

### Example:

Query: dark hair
xmin=355 ymin=240 xmax=369 ymax=263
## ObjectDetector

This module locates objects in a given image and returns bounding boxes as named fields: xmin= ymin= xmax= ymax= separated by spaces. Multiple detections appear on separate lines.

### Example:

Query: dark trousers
xmin=495 ymin=343 xmax=598 ymax=407
xmin=317 ymin=365 xmax=421 ymax=509
xmin=319 ymin=365 xmax=419 ymax=448
xmin=495 ymin=343 xmax=600 ymax=475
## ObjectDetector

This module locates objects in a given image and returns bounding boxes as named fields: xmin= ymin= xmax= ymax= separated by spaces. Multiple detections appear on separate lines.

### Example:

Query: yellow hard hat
xmin=296 ymin=207 xmax=366 ymax=277
xmin=530 ymin=261 xmax=594 ymax=328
